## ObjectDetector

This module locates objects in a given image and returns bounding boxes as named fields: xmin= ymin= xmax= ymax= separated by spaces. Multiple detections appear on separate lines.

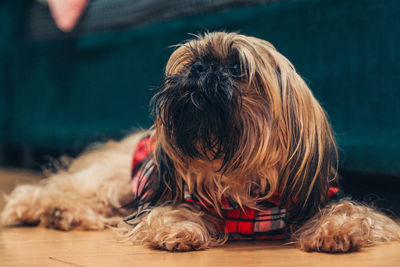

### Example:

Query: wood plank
xmin=1 ymin=227 xmax=400 ymax=267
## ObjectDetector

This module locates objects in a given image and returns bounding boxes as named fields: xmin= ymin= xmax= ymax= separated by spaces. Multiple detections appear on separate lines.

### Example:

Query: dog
xmin=2 ymin=32 xmax=400 ymax=252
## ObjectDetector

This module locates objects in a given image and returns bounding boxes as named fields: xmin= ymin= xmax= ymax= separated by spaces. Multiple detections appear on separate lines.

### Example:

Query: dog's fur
xmin=2 ymin=32 xmax=400 ymax=252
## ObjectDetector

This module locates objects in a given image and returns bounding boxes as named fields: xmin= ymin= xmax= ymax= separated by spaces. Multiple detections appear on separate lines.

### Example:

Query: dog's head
xmin=151 ymin=32 xmax=338 ymax=219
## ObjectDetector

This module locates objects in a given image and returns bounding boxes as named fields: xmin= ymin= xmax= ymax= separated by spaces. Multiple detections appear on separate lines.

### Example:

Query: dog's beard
xmin=150 ymin=32 xmax=339 ymax=221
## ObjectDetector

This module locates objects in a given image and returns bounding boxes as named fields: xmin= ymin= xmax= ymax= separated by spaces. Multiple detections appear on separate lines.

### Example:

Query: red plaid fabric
xmin=130 ymin=135 xmax=156 ymax=201
xmin=131 ymin=135 xmax=339 ymax=240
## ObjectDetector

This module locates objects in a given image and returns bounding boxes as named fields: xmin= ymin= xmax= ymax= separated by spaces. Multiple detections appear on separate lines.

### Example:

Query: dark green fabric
xmin=1 ymin=0 xmax=399 ymax=175
xmin=0 ymin=2 xmax=17 ymax=144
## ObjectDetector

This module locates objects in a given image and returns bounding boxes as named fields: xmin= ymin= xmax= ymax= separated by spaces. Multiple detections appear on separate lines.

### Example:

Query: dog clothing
xmin=130 ymin=135 xmax=339 ymax=240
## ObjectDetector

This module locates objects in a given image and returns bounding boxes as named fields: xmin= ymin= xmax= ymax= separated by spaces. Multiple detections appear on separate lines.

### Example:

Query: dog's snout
xmin=190 ymin=57 xmax=242 ymax=80
xmin=190 ymin=62 xmax=209 ymax=76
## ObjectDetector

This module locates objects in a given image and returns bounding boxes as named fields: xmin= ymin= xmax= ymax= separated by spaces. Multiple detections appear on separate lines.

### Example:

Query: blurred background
xmin=0 ymin=0 xmax=399 ymax=213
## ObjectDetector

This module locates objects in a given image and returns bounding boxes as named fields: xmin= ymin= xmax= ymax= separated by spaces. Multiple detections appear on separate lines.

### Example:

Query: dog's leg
xmin=120 ymin=204 xmax=226 ymax=251
xmin=1 ymin=132 xmax=145 ymax=230
xmin=294 ymin=200 xmax=400 ymax=253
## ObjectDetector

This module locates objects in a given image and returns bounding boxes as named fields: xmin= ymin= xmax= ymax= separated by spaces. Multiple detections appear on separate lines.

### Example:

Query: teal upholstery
xmin=1 ymin=0 xmax=399 ymax=175
xmin=0 ymin=2 xmax=15 ymax=144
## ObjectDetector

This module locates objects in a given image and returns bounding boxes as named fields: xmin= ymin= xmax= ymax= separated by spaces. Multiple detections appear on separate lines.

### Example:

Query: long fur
xmin=1 ymin=32 xmax=399 ymax=253
xmin=294 ymin=201 xmax=400 ymax=252
xmin=152 ymin=32 xmax=338 ymax=220
xmin=117 ymin=203 xmax=226 ymax=251
xmin=1 ymin=133 xmax=144 ymax=230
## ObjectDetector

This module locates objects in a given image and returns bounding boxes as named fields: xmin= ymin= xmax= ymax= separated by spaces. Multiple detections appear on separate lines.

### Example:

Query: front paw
xmin=153 ymin=225 xmax=211 ymax=251
xmin=122 ymin=205 xmax=218 ymax=251
xmin=298 ymin=228 xmax=362 ymax=253
xmin=127 ymin=220 xmax=212 ymax=251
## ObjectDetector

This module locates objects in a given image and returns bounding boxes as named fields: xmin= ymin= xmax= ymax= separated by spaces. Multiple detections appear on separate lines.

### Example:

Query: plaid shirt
xmin=130 ymin=135 xmax=339 ymax=240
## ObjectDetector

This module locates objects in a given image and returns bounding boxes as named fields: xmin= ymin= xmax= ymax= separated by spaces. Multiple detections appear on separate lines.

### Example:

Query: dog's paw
xmin=41 ymin=207 xmax=80 ymax=230
xmin=128 ymin=219 xmax=212 ymax=252
xmin=1 ymin=184 xmax=117 ymax=230
xmin=122 ymin=205 xmax=218 ymax=251
xmin=298 ymin=229 xmax=362 ymax=253
xmin=1 ymin=185 xmax=43 ymax=226
xmin=152 ymin=224 xmax=211 ymax=251
xmin=40 ymin=206 xmax=108 ymax=231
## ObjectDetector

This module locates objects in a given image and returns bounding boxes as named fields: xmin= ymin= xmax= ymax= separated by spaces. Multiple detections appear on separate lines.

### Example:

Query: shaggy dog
xmin=2 ymin=32 xmax=400 ymax=252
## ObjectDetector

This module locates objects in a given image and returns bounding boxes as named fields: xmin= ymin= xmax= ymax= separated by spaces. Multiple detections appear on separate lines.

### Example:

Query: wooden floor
xmin=1 ymin=168 xmax=400 ymax=267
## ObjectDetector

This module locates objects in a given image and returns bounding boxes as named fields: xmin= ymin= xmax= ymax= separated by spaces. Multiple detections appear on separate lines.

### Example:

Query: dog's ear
xmin=236 ymin=36 xmax=339 ymax=220
xmin=165 ymin=41 xmax=196 ymax=76
xmin=271 ymin=57 xmax=339 ymax=221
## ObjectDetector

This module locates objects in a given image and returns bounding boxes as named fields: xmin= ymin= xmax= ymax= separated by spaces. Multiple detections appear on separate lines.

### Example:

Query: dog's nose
xmin=190 ymin=62 xmax=209 ymax=77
